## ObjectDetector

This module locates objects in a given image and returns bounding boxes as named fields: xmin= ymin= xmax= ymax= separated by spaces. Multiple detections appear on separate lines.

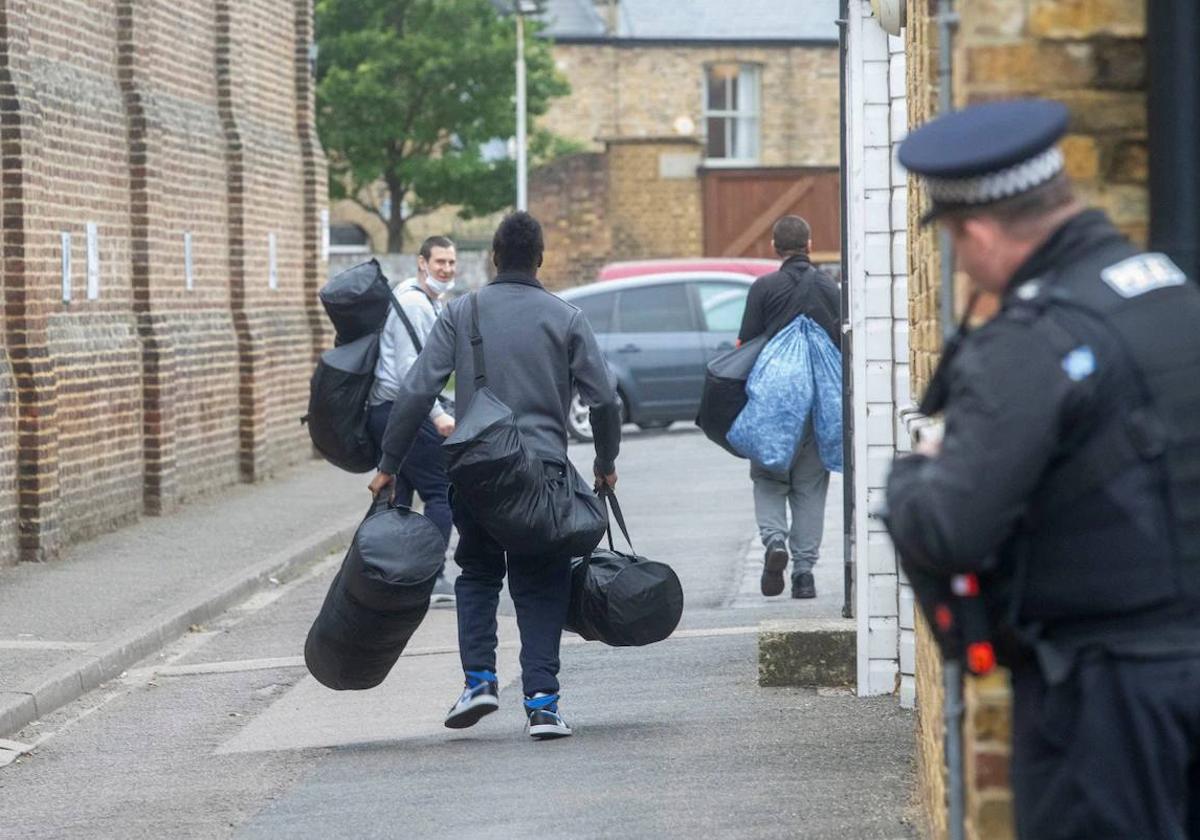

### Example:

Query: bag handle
xmin=469 ymin=292 xmax=487 ymax=388
xmin=367 ymin=489 xmax=412 ymax=519
xmin=600 ymin=487 xmax=634 ymax=553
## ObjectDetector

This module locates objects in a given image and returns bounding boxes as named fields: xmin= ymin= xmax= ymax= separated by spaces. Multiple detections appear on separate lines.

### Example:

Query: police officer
xmin=885 ymin=99 xmax=1200 ymax=839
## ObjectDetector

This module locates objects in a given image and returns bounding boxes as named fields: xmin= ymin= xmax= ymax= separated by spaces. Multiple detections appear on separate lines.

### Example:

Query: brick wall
xmin=904 ymin=1 xmax=1148 ymax=837
xmin=0 ymin=0 xmax=325 ymax=565
xmin=608 ymin=138 xmax=704 ymax=264
xmin=545 ymin=42 xmax=841 ymax=166
xmin=528 ymin=138 xmax=703 ymax=288
xmin=531 ymin=151 xmax=612 ymax=289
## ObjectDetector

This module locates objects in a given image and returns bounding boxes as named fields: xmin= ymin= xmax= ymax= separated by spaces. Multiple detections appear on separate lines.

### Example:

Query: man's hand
xmin=434 ymin=415 xmax=456 ymax=438
xmin=434 ymin=415 xmax=455 ymax=438
xmin=594 ymin=467 xmax=618 ymax=491
xmin=368 ymin=471 xmax=395 ymax=500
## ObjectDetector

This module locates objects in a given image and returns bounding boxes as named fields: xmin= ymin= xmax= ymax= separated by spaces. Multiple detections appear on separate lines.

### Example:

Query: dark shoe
xmin=444 ymin=670 xmax=499 ymax=729
xmin=524 ymin=693 xmax=572 ymax=740
xmin=791 ymin=572 xmax=816 ymax=599
xmin=761 ymin=538 xmax=789 ymax=597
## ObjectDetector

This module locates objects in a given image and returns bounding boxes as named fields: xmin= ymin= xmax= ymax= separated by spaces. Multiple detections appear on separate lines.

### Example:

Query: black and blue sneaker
xmin=444 ymin=670 xmax=499 ymax=729
xmin=524 ymin=693 xmax=572 ymax=740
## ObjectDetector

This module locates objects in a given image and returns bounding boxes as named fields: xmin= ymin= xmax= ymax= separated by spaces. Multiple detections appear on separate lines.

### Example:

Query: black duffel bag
xmin=319 ymin=258 xmax=394 ymax=344
xmin=442 ymin=292 xmax=606 ymax=559
xmin=695 ymin=333 xmax=768 ymax=458
xmin=566 ymin=489 xmax=683 ymax=647
xmin=305 ymin=494 xmax=445 ymax=691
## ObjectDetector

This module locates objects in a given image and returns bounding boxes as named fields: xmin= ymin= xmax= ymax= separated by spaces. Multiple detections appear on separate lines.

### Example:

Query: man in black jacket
xmin=369 ymin=212 xmax=621 ymax=740
xmin=886 ymin=99 xmax=1200 ymax=838
xmin=738 ymin=215 xmax=841 ymax=600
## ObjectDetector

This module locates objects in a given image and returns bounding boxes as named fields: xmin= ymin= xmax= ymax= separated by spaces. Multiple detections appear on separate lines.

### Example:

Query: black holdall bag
xmin=566 ymin=489 xmax=684 ymax=647
xmin=304 ymin=259 xmax=430 ymax=474
xmin=442 ymin=292 xmax=606 ymax=558
xmin=304 ymin=493 xmax=445 ymax=691
xmin=696 ymin=333 xmax=769 ymax=458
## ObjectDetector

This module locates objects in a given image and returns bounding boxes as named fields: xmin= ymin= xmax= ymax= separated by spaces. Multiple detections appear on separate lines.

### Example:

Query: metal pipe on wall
xmin=837 ymin=0 xmax=853 ymax=621
xmin=1147 ymin=0 xmax=1200 ymax=284
xmin=937 ymin=1 xmax=958 ymax=342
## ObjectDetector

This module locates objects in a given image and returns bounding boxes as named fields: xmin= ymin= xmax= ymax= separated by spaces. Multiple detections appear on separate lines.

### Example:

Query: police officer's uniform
xmin=885 ymin=100 xmax=1200 ymax=839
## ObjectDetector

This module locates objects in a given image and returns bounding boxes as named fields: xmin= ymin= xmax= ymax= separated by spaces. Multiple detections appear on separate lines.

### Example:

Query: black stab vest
xmin=1002 ymin=242 xmax=1200 ymax=634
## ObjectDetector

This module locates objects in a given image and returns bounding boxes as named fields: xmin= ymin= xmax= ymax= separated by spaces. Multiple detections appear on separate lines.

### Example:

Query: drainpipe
xmin=836 ymin=0 xmax=853 ymax=621
xmin=934 ymin=8 xmax=966 ymax=840
xmin=1147 ymin=0 xmax=1200 ymax=284
xmin=937 ymin=0 xmax=958 ymax=341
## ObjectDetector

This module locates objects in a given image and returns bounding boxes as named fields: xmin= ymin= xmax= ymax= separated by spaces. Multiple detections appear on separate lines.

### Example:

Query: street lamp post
xmin=514 ymin=0 xmax=539 ymax=212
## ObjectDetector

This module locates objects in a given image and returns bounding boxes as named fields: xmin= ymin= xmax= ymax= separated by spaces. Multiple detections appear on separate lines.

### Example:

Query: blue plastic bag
xmin=727 ymin=316 xmax=842 ymax=474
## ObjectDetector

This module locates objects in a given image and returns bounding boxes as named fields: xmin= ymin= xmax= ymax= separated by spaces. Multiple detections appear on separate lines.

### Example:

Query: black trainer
xmin=444 ymin=670 xmax=500 ymax=729
xmin=761 ymin=538 xmax=789 ymax=597
xmin=792 ymin=572 xmax=816 ymax=599
xmin=524 ymin=693 xmax=572 ymax=740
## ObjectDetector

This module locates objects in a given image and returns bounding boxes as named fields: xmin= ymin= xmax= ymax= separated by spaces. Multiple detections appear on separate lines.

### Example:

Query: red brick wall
xmin=0 ymin=0 xmax=326 ymax=565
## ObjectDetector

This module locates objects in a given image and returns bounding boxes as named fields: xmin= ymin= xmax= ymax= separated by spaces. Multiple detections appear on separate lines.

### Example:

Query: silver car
xmin=559 ymin=272 xmax=754 ymax=441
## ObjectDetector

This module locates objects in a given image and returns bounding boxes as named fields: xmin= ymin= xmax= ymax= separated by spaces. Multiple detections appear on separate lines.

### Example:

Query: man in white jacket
xmin=366 ymin=235 xmax=458 ymax=603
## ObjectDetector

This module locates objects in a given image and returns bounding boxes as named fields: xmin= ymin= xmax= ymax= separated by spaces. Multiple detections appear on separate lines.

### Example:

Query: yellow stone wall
xmin=543 ymin=42 xmax=841 ymax=166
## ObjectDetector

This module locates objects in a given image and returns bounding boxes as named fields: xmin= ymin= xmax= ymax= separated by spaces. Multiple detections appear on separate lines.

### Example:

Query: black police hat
xmin=898 ymin=98 xmax=1070 ymax=225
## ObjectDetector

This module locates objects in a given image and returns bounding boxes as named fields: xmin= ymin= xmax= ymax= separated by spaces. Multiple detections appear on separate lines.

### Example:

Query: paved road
xmin=0 ymin=428 xmax=914 ymax=840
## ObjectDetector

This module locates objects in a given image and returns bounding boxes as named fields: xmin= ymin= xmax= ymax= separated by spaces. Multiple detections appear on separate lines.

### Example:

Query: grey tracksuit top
xmin=378 ymin=271 xmax=622 ymax=477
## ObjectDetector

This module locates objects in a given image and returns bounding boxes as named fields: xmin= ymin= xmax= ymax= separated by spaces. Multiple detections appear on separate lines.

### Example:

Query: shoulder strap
xmin=388 ymin=293 xmax=423 ymax=353
xmin=469 ymin=292 xmax=487 ymax=387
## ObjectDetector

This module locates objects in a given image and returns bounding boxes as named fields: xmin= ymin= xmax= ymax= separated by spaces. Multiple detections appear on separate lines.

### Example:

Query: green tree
xmin=316 ymin=0 xmax=571 ymax=251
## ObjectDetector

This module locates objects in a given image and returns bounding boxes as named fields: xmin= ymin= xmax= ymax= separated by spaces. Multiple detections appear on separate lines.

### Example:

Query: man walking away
xmin=738 ymin=216 xmax=841 ymax=600
xmin=369 ymin=212 xmax=621 ymax=740
xmin=365 ymin=235 xmax=458 ymax=604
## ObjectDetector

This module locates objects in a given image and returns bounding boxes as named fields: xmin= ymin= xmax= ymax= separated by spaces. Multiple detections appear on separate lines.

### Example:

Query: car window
xmin=695 ymin=282 xmax=749 ymax=332
xmin=616 ymin=284 xmax=695 ymax=333
xmin=575 ymin=292 xmax=614 ymax=333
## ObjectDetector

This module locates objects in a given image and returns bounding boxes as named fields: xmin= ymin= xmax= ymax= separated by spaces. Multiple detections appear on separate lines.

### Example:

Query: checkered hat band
xmin=923 ymin=146 xmax=1064 ymax=206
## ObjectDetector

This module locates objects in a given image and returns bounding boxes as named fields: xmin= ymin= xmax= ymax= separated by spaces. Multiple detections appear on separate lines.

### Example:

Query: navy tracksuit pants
xmin=452 ymin=492 xmax=573 ymax=697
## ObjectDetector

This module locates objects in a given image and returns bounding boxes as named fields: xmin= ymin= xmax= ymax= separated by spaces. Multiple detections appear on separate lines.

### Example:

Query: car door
xmin=612 ymin=282 xmax=704 ymax=420
xmin=694 ymin=280 xmax=751 ymax=361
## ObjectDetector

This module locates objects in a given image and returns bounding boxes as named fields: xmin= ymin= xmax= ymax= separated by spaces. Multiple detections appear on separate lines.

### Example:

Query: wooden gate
xmin=701 ymin=167 xmax=840 ymax=262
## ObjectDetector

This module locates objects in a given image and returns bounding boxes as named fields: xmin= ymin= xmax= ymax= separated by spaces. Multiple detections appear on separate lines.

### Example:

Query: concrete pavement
xmin=0 ymin=428 xmax=916 ymax=839
xmin=0 ymin=462 xmax=369 ymax=737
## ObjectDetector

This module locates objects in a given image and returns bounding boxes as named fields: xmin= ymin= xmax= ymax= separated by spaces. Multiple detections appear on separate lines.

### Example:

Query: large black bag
xmin=304 ymin=495 xmax=445 ymax=690
xmin=695 ymin=333 xmax=768 ymax=457
xmin=320 ymin=258 xmax=394 ymax=344
xmin=566 ymin=490 xmax=684 ymax=647
xmin=442 ymin=293 xmax=606 ymax=558
xmin=305 ymin=260 xmax=427 ymax=473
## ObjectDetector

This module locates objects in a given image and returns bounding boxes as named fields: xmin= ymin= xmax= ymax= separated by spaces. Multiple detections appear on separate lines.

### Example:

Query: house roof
xmin=538 ymin=0 xmax=839 ymax=44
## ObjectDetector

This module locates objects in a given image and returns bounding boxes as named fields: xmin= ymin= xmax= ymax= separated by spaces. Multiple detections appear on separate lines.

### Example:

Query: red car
xmin=597 ymin=257 xmax=779 ymax=282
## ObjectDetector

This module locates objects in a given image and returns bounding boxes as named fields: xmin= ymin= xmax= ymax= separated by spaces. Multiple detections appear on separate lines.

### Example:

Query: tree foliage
xmin=316 ymin=0 xmax=572 ymax=251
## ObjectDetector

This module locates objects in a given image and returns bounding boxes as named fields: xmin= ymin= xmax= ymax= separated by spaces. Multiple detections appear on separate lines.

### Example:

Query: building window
xmin=328 ymin=223 xmax=371 ymax=255
xmin=704 ymin=63 xmax=760 ymax=164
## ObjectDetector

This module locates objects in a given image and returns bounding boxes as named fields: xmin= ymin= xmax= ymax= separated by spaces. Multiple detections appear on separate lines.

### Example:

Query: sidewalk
xmin=0 ymin=460 xmax=368 ymax=737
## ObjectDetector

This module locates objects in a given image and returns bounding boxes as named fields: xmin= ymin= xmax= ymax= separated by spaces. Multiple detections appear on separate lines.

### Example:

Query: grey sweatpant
xmin=751 ymin=435 xmax=830 ymax=581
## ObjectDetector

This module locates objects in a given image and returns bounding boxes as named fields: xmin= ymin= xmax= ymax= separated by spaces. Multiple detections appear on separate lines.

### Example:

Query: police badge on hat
xmin=897 ymin=99 xmax=1071 ymax=224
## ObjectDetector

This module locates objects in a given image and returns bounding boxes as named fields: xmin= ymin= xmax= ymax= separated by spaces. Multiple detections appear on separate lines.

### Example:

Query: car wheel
xmin=567 ymin=391 xmax=626 ymax=443
xmin=568 ymin=392 xmax=594 ymax=442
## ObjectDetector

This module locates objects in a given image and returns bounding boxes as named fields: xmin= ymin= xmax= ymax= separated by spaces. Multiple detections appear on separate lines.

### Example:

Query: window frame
xmin=702 ymin=62 xmax=762 ymax=166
